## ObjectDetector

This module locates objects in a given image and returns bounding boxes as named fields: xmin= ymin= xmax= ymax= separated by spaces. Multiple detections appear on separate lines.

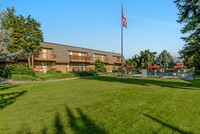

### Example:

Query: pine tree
xmin=156 ymin=50 xmax=174 ymax=68
xmin=174 ymin=0 xmax=200 ymax=69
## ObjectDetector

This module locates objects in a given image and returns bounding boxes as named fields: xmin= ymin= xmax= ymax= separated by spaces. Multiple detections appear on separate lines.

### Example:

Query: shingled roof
xmin=41 ymin=42 xmax=122 ymax=64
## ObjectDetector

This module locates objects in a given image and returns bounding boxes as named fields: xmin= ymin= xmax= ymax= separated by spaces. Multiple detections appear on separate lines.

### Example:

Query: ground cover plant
xmin=0 ymin=77 xmax=200 ymax=133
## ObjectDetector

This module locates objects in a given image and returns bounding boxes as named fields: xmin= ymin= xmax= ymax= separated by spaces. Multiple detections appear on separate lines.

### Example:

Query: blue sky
xmin=0 ymin=0 xmax=184 ymax=58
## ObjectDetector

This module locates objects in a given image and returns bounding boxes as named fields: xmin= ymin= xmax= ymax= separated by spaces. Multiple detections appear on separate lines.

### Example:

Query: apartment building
xmin=0 ymin=42 xmax=123 ymax=73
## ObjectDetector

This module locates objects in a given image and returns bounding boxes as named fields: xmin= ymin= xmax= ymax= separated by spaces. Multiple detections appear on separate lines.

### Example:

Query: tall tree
xmin=174 ymin=0 xmax=200 ymax=69
xmin=156 ymin=50 xmax=174 ymax=69
xmin=139 ymin=49 xmax=157 ymax=69
xmin=0 ymin=7 xmax=43 ymax=68
xmin=0 ymin=9 xmax=14 ymax=59
xmin=125 ymin=55 xmax=140 ymax=68
xmin=23 ymin=15 xmax=43 ymax=68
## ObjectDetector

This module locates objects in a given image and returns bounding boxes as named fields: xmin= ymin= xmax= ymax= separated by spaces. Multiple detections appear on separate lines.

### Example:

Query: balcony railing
xmin=94 ymin=58 xmax=109 ymax=63
xmin=35 ymin=52 xmax=57 ymax=60
xmin=114 ymin=59 xmax=122 ymax=63
xmin=69 ymin=55 xmax=91 ymax=62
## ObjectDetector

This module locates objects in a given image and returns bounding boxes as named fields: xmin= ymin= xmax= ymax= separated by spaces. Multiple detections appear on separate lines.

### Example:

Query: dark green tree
xmin=23 ymin=15 xmax=43 ymax=68
xmin=94 ymin=60 xmax=106 ymax=73
xmin=125 ymin=55 xmax=140 ymax=68
xmin=0 ymin=7 xmax=43 ymax=68
xmin=139 ymin=49 xmax=157 ymax=69
xmin=156 ymin=50 xmax=174 ymax=68
xmin=174 ymin=0 xmax=200 ymax=69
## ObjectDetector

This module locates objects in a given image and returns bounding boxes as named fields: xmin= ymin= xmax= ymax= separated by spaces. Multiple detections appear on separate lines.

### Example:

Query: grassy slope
xmin=0 ymin=77 xmax=200 ymax=133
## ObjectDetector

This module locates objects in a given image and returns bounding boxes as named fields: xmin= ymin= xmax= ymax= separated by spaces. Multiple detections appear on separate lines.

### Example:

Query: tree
xmin=23 ymin=15 xmax=43 ymax=68
xmin=156 ymin=50 xmax=174 ymax=69
xmin=94 ymin=60 xmax=106 ymax=73
xmin=0 ymin=9 xmax=15 ymax=60
xmin=125 ymin=55 xmax=140 ymax=68
xmin=0 ymin=7 xmax=43 ymax=68
xmin=139 ymin=49 xmax=157 ymax=69
xmin=174 ymin=0 xmax=200 ymax=69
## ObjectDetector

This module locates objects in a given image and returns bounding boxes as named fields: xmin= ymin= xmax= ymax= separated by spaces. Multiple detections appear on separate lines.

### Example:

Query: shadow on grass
xmin=144 ymin=114 xmax=192 ymax=134
xmin=83 ymin=76 xmax=200 ymax=90
xmin=0 ymin=84 xmax=19 ymax=91
xmin=0 ymin=90 xmax=27 ymax=110
xmin=54 ymin=113 xmax=66 ymax=134
xmin=16 ymin=106 xmax=106 ymax=134
xmin=66 ymin=106 xmax=106 ymax=134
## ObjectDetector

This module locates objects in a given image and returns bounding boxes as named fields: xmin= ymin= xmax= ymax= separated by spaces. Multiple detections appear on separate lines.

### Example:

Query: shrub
xmin=94 ymin=60 xmax=106 ymax=73
xmin=46 ymin=70 xmax=58 ymax=75
xmin=36 ymin=71 xmax=76 ymax=80
xmin=58 ymin=73 xmax=76 ymax=78
xmin=12 ymin=65 xmax=35 ymax=76
xmin=35 ymin=72 xmax=56 ymax=80
xmin=11 ymin=74 xmax=38 ymax=81
xmin=195 ymin=70 xmax=200 ymax=75
xmin=0 ymin=66 xmax=15 ymax=78
xmin=73 ymin=71 xmax=95 ymax=77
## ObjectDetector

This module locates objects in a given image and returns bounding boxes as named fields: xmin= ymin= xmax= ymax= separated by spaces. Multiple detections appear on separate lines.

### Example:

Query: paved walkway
xmin=0 ymin=79 xmax=15 ymax=85
xmin=0 ymin=76 xmax=96 ymax=85
xmin=0 ymin=77 xmax=79 ymax=85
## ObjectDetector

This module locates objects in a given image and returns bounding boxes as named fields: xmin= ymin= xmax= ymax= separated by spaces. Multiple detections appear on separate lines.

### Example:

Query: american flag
xmin=122 ymin=12 xmax=127 ymax=28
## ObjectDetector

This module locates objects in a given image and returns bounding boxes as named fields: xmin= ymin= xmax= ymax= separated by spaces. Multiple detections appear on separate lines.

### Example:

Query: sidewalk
xmin=0 ymin=76 xmax=96 ymax=85
xmin=0 ymin=79 xmax=15 ymax=85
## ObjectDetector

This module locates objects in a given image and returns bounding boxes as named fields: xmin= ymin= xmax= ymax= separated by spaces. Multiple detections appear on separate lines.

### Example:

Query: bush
xmin=73 ymin=71 xmax=95 ymax=77
xmin=94 ymin=60 xmax=106 ymax=73
xmin=0 ymin=66 xmax=15 ymax=78
xmin=12 ymin=65 xmax=35 ymax=76
xmin=195 ymin=70 xmax=200 ymax=75
xmin=36 ymin=70 xmax=77 ymax=80
xmin=11 ymin=74 xmax=38 ymax=81
xmin=35 ymin=72 xmax=56 ymax=80
xmin=58 ymin=73 xmax=76 ymax=78
xmin=46 ymin=70 xmax=58 ymax=75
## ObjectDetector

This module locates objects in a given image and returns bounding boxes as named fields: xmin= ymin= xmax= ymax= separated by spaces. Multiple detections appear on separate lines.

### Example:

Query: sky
xmin=0 ymin=0 xmax=184 ymax=58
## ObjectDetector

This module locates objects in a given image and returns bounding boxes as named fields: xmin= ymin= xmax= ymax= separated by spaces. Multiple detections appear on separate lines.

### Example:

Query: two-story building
xmin=0 ymin=42 xmax=123 ymax=73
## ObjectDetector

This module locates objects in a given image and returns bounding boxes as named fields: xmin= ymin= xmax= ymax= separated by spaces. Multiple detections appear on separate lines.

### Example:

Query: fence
xmin=114 ymin=68 xmax=195 ymax=80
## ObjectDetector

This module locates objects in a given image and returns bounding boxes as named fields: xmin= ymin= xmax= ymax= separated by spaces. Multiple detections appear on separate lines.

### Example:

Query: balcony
xmin=114 ymin=59 xmax=122 ymax=64
xmin=95 ymin=58 xmax=109 ymax=63
xmin=35 ymin=52 xmax=57 ymax=61
xmin=69 ymin=55 xmax=91 ymax=62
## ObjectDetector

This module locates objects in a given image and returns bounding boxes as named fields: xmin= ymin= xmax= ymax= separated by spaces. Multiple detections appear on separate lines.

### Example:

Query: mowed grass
xmin=1 ymin=77 xmax=200 ymax=134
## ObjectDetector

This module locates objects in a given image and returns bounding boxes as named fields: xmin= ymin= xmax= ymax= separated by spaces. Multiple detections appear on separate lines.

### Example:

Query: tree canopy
xmin=139 ymin=50 xmax=157 ymax=69
xmin=156 ymin=50 xmax=174 ymax=68
xmin=0 ymin=7 xmax=43 ymax=68
xmin=174 ymin=0 xmax=200 ymax=69
xmin=126 ymin=49 xmax=157 ymax=69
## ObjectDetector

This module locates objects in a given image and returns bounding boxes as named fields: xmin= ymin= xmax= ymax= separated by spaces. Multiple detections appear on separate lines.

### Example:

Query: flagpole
xmin=121 ymin=3 xmax=124 ymax=79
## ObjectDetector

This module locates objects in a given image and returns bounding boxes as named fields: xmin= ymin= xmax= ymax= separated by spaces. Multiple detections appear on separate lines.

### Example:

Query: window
xmin=41 ymin=48 xmax=53 ymax=59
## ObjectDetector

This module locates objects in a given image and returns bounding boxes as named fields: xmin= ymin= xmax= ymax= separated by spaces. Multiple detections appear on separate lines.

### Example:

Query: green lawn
xmin=1 ymin=77 xmax=200 ymax=133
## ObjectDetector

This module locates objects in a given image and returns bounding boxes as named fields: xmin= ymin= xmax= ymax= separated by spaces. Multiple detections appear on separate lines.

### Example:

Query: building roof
xmin=41 ymin=42 xmax=121 ymax=64
xmin=42 ymin=42 xmax=121 ymax=56
xmin=1 ymin=42 xmax=122 ymax=64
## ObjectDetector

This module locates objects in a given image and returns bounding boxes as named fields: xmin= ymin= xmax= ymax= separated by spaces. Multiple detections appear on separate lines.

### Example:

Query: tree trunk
xmin=28 ymin=57 xmax=31 ymax=68
xmin=31 ymin=55 xmax=34 ymax=68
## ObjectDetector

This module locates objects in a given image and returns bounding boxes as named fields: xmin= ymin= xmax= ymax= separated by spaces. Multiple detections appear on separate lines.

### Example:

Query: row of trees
xmin=126 ymin=0 xmax=200 ymax=71
xmin=1 ymin=1 xmax=199 ymax=71
xmin=125 ymin=49 xmax=174 ymax=69
xmin=0 ymin=7 xmax=43 ymax=68
xmin=174 ymin=0 xmax=200 ymax=69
